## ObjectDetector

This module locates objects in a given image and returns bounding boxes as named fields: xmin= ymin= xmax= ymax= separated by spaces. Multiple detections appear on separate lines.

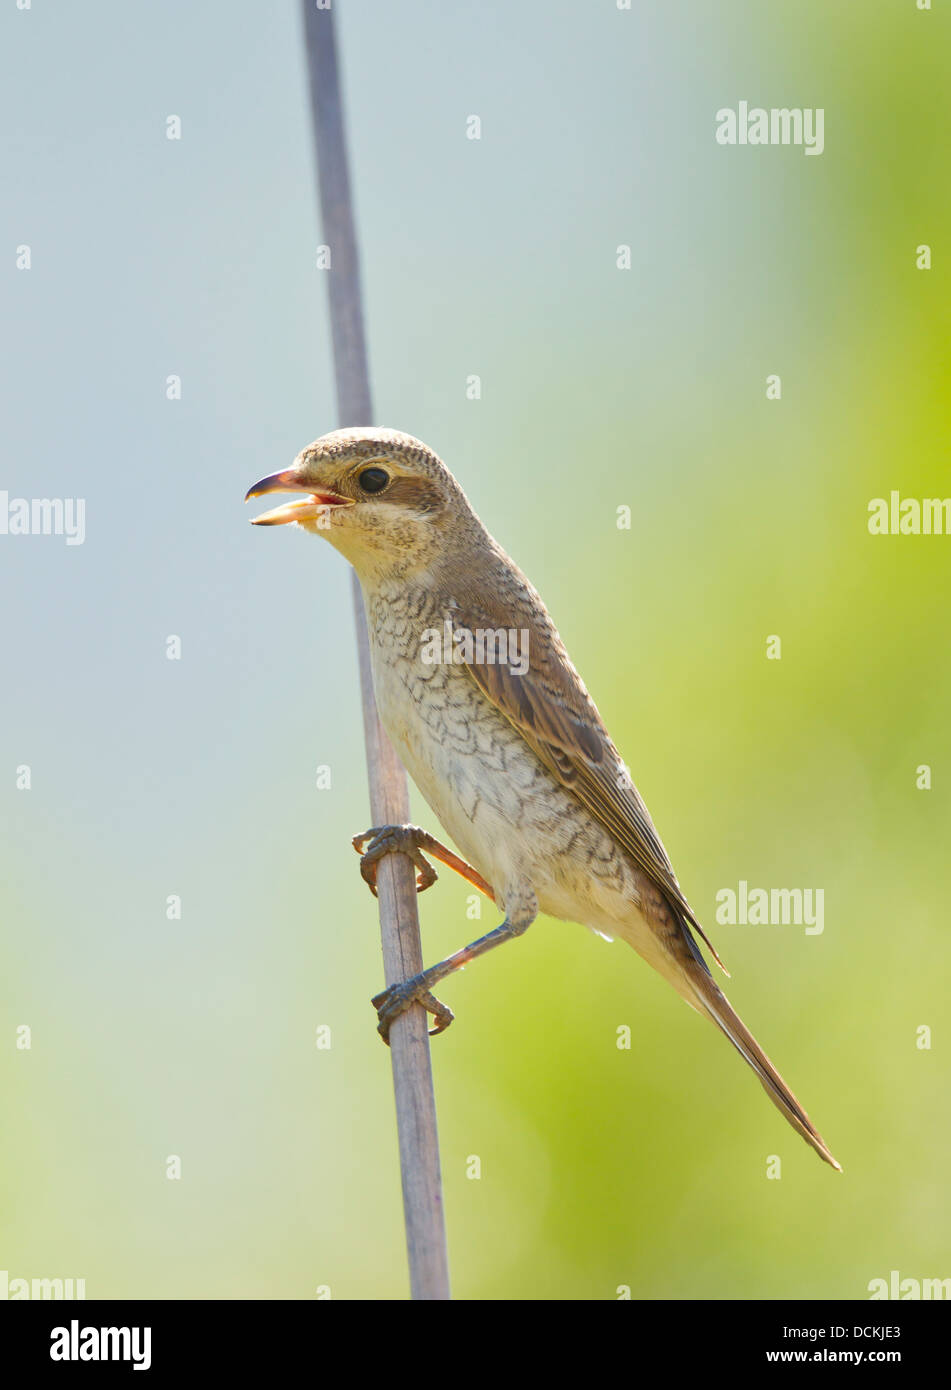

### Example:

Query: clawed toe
xmin=352 ymin=824 xmax=438 ymax=897
xmin=371 ymin=979 xmax=454 ymax=1044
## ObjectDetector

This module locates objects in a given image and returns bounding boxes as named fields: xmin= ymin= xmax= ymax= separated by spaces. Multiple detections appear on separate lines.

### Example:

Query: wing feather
xmin=443 ymin=584 xmax=727 ymax=972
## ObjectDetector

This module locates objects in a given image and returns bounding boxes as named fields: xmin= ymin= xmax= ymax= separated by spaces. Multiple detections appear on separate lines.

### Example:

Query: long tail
xmin=683 ymin=951 xmax=841 ymax=1171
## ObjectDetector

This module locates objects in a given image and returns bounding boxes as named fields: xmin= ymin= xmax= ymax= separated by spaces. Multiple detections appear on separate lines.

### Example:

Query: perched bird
xmin=247 ymin=428 xmax=840 ymax=1170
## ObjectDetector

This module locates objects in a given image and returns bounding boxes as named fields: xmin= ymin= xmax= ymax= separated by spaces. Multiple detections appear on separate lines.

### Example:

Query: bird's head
xmin=246 ymin=427 xmax=477 ymax=580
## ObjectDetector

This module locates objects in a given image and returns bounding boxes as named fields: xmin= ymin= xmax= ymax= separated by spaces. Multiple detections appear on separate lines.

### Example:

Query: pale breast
xmin=362 ymin=582 xmax=642 ymax=930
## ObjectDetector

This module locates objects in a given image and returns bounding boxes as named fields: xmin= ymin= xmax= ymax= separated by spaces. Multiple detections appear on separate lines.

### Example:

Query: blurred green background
xmin=1 ymin=0 xmax=948 ymax=1299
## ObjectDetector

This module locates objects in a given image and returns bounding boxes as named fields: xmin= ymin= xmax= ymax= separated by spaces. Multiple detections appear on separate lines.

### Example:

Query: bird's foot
xmin=371 ymin=977 xmax=454 ymax=1045
xmin=352 ymin=824 xmax=439 ymax=897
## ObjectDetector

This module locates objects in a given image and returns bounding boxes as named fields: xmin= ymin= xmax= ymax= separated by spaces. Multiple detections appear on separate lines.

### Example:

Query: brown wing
xmin=444 ymin=578 xmax=726 ymax=973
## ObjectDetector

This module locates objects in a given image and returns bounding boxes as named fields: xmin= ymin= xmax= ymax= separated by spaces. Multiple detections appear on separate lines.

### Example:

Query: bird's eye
xmin=358 ymin=467 xmax=389 ymax=495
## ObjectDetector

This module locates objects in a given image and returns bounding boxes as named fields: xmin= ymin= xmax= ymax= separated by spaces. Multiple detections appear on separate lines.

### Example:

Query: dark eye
xmin=358 ymin=467 xmax=389 ymax=494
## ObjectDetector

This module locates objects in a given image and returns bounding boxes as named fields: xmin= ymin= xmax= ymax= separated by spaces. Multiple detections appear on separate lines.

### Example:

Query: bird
xmin=246 ymin=427 xmax=841 ymax=1170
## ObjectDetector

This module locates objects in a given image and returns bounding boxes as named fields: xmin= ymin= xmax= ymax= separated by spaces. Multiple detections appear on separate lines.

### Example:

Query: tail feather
xmin=684 ymin=955 xmax=842 ymax=1171
xmin=626 ymin=886 xmax=841 ymax=1169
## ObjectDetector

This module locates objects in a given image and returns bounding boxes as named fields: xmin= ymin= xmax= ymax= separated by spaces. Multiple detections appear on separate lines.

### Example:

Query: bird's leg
xmin=352 ymin=823 xmax=495 ymax=901
xmin=371 ymin=891 xmax=538 ymax=1044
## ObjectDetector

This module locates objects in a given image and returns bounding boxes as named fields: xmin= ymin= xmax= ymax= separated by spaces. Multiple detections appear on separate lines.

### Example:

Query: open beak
xmin=245 ymin=470 xmax=354 ymax=526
